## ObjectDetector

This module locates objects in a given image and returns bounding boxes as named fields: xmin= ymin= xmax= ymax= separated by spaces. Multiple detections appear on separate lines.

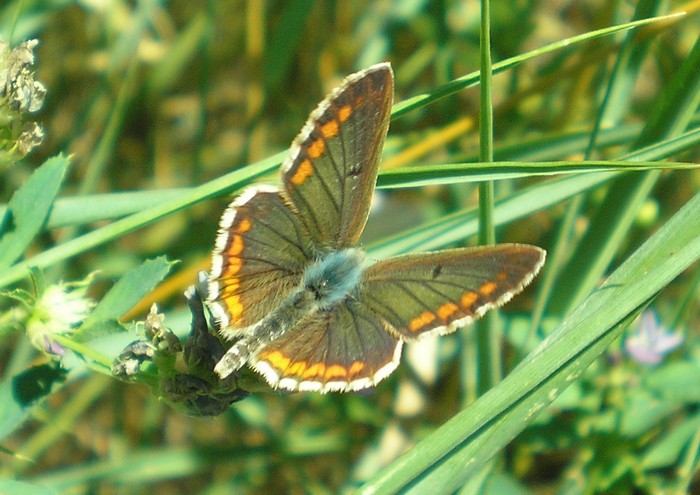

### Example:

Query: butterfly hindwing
xmin=252 ymin=300 xmax=402 ymax=392
xmin=207 ymin=186 xmax=313 ymax=336
xmin=282 ymin=63 xmax=393 ymax=248
xmin=361 ymin=245 xmax=546 ymax=339
xmin=207 ymin=63 xmax=547 ymax=393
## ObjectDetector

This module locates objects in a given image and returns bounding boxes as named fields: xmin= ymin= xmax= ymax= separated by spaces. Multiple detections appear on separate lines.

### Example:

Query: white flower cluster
xmin=26 ymin=280 xmax=96 ymax=355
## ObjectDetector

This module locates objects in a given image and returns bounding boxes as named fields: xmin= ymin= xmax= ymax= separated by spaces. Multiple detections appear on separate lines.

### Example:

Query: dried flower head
xmin=0 ymin=38 xmax=46 ymax=160
xmin=0 ymin=39 xmax=46 ymax=111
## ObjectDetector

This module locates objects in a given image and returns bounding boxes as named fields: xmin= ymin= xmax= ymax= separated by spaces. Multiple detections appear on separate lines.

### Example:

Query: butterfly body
xmin=214 ymin=248 xmax=366 ymax=377
xmin=302 ymin=248 xmax=365 ymax=309
xmin=207 ymin=63 xmax=545 ymax=393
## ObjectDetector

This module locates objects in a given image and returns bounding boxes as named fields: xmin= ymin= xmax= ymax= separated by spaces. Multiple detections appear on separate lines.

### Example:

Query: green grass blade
xmin=0 ymin=152 xmax=281 ymax=289
xmin=146 ymin=12 xmax=208 ymax=97
xmin=637 ymin=35 xmax=700 ymax=145
xmin=368 ymin=171 xmax=619 ymax=259
xmin=475 ymin=0 xmax=500 ymax=399
xmin=0 ymin=188 xmax=193 ymax=230
xmin=0 ymin=479 xmax=56 ymax=495
xmin=1 ymin=124 xmax=693 ymax=232
xmin=391 ymin=14 xmax=684 ymax=119
xmin=376 ymin=159 xmax=699 ymax=188
xmin=263 ymin=0 xmax=315 ymax=92
xmin=358 ymin=190 xmax=700 ymax=494
xmin=2 ymin=131 xmax=695 ymax=231
xmin=551 ymin=26 xmax=700 ymax=316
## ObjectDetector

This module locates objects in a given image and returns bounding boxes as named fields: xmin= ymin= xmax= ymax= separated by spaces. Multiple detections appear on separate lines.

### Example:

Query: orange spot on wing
xmin=437 ymin=302 xmax=459 ymax=321
xmin=224 ymin=256 xmax=243 ymax=274
xmin=324 ymin=365 xmax=348 ymax=380
xmin=497 ymin=272 xmax=508 ymax=280
xmin=286 ymin=360 xmax=307 ymax=376
xmin=291 ymin=159 xmax=314 ymax=185
xmin=235 ymin=218 xmax=252 ymax=233
xmin=225 ymin=294 xmax=244 ymax=324
xmin=338 ymin=105 xmax=352 ymax=122
xmin=227 ymin=235 xmax=244 ymax=256
xmin=261 ymin=350 xmax=291 ymax=371
xmin=295 ymin=361 xmax=366 ymax=381
xmin=302 ymin=362 xmax=325 ymax=379
xmin=307 ymin=138 xmax=325 ymax=159
xmin=219 ymin=279 xmax=240 ymax=297
xmin=479 ymin=281 xmax=498 ymax=296
xmin=460 ymin=291 xmax=479 ymax=309
xmin=320 ymin=119 xmax=339 ymax=138
xmin=349 ymin=361 xmax=365 ymax=375
xmin=409 ymin=311 xmax=437 ymax=332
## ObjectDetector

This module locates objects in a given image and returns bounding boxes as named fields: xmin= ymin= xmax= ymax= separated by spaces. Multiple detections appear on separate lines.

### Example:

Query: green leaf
xmin=0 ymin=155 xmax=69 ymax=270
xmin=0 ymin=363 xmax=67 ymax=442
xmin=644 ymin=360 xmax=700 ymax=404
xmin=77 ymin=257 xmax=174 ymax=334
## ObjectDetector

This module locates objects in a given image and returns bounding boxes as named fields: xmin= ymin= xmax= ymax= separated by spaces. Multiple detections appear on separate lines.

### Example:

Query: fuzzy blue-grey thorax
xmin=302 ymin=248 xmax=365 ymax=309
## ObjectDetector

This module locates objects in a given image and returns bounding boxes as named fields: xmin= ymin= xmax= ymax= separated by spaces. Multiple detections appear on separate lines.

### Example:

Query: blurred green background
xmin=1 ymin=1 xmax=699 ymax=494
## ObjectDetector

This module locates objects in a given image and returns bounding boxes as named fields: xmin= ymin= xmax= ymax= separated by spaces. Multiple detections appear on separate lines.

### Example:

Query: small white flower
xmin=27 ymin=281 xmax=95 ymax=355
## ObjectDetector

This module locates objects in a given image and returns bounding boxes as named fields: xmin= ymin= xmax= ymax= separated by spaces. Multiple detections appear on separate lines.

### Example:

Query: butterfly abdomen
xmin=213 ymin=290 xmax=313 ymax=377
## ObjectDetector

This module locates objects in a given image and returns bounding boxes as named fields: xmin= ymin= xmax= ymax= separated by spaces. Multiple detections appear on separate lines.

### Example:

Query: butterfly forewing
xmin=361 ymin=245 xmax=546 ymax=339
xmin=282 ymin=63 xmax=393 ymax=249
xmin=207 ymin=187 xmax=313 ymax=335
xmin=207 ymin=62 xmax=547 ymax=394
xmin=252 ymin=300 xmax=402 ymax=392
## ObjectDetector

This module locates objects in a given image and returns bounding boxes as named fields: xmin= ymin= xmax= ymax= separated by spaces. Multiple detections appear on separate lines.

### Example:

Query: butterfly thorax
xmin=213 ymin=248 xmax=366 ymax=378
xmin=302 ymin=248 xmax=365 ymax=309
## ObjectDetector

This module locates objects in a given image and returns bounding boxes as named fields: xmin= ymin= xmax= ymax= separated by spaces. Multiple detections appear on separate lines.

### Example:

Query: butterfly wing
xmin=361 ymin=244 xmax=546 ymax=339
xmin=251 ymin=300 xmax=402 ymax=392
xmin=207 ymin=186 xmax=313 ymax=337
xmin=281 ymin=63 xmax=393 ymax=249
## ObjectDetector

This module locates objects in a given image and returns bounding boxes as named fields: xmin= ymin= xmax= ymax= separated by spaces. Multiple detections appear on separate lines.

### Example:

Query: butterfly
xmin=206 ymin=63 xmax=545 ymax=393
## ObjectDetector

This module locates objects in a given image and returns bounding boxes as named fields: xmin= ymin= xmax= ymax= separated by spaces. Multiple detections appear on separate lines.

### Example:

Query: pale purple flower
xmin=624 ymin=310 xmax=682 ymax=365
